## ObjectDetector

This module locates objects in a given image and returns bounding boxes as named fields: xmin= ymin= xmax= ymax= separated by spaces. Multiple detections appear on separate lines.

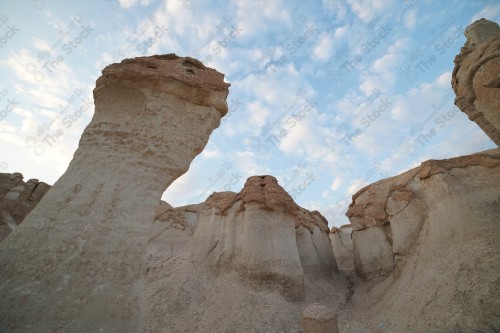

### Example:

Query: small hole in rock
xmin=147 ymin=65 xmax=157 ymax=69
xmin=260 ymin=184 xmax=265 ymax=187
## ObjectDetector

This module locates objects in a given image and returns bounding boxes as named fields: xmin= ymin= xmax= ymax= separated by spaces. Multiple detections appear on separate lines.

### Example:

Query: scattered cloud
xmin=313 ymin=33 xmax=334 ymax=61
xmin=330 ymin=177 xmax=343 ymax=191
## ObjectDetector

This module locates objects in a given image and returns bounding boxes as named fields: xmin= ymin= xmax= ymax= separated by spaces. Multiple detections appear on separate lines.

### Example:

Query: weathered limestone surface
xmin=0 ymin=54 xmax=229 ymax=333
xmin=352 ymin=226 xmax=393 ymax=279
xmin=302 ymin=303 xmax=339 ymax=333
xmin=452 ymin=18 xmax=500 ymax=146
xmin=0 ymin=173 xmax=51 ymax=241
xmin=329 ymin=224 xmax=354 ymax=274
xmin=144 ymin=176 xmax=347 ymax=332
xmin=345 ymin=149 xmax=500 ymax=331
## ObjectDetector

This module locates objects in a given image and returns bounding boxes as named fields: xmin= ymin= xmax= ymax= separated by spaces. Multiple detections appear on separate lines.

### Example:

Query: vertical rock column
xmin=0 ymin=54 xmax=229 ymax=332
xmin=452 ymin=18 xmax=500 ymax=147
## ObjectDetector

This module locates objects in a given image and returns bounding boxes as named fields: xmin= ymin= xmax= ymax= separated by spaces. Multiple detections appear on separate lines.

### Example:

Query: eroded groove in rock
xmin=0 ymin=54 xmax=229 ymax=333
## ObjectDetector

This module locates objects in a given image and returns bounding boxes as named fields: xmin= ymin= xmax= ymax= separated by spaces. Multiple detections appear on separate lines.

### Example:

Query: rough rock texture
xmin=343 ymin=149 xmax=500 ymax=332
xmin=329 ymin=224 xmax=354 ymax=274
xmin=144 ymin=176 xmax=347 ymax=333
xmin=302 ymin=303 xmax=339 ymax=333
xmin=0 ymin=173 xmax=51 ymax=241
xmin=452 ymin=18 xmax=500 ymax=146
xmin=0 ymin=54 xmax=229 ymax=333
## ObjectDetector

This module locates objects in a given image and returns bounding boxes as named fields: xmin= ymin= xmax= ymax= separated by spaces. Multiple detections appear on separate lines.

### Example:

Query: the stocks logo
xmin=251 ymin=17 xmax=316 ymax=80
xmin=25 ymin=15 xmax=94 ymax=83
xmin=136 ymin=26 xmax=167 ymax=54
xmin=24 ymin=88 xmax=93 ymax=156
xmin=0 ymin=14 xmax=19 ymax=50
xmin=0 ymin=88 xmax=18 ymax=123
xmin=247 ymin=88 xmax=317 ymax=156
xmin=209 ymin=25 xmax=242 ymax=54
xmin=30 ymin=0 xmax=46 ymax=9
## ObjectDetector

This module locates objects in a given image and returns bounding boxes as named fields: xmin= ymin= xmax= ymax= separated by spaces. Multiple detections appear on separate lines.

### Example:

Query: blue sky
xmin=0 ymin=0 xmax=498 ymax=227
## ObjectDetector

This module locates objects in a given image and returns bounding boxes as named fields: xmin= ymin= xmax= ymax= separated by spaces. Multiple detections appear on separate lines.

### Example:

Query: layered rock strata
xmin=452 ymin=18 xmax=500 ymax=146
xmin=0 ymin=54 xmax=229 ymax=333
xmin=0 ymin=173 xmax=50 ymax=241
xmin=144 ymin=176 xmax=346 ymax=333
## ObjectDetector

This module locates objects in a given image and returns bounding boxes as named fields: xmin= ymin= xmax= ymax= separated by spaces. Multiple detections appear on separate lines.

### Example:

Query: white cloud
xmin=436 ymin=71 xmax=452 ymax=88
xmin=404 ymin=9 xmax=418 ymax=29
xmin=232 ymin=0 xmax=291 ymax=39
xmin=233 ymin=151 xmax=269 ymax=177
xmin=347 ymin=178 xmax=366 ymax=195
xmin=470 ymin=3 xmax=500 ymax=23
xmin=330 ymin=177 xmax=343 ymax=191
xmin=313 ymin=33 xmax=334 ymax=61
xmin=118 ymin=0 xmax=153 ymax=8
xmin=201 ymin=148 xmax=221 ymax=158
xmin=247 ymin=101 xmax=270 ymax=127
xmin=334 ymin=25 xmax=349 ymax=39
xmin=372 ymin=54 xmax=400 ymax=73
xmin=347 ymin=0 xmax=396 ymax=22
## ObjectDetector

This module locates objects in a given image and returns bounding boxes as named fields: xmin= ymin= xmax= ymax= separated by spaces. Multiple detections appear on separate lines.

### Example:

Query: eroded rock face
xmin=452 ymin=18 xmax=500 ymax=146
xmin=144 ymin=176 xmax=346 ymax=333
xmin=329 ymin=225 xmax=354 ymax=274
xmin=0 ymin=173 xmax=51 ymax=241
xmin=345 ymin=149 xmax=500 ymax=331
xmin=0 ymin=54 xmax=229 ymax=333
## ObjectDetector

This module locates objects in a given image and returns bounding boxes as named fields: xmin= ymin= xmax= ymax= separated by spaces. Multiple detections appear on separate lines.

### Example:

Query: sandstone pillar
xmin=452 ymin=18 xmax=500 ymax=147
xmin=302 ymin=303 xmax=339 ymax=333
xmin=0 ymin=54 xmax=229 ymax=332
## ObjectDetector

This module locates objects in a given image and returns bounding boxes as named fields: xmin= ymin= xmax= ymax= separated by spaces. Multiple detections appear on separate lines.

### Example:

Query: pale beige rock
xmin=452 ymin=18 xmax=500 ymax=146
xmin=144 ymin=176 xmax=347 ymax=333
xmin=303 ymin=303 xmax=339 ymax=333
xmin=343 ymin=149 xmax=500 ymax=332
xmin=0 ymin=54 xmax=229 ymax=333
xmin=154 ymin=200 xmax=172 ymax=216
xmin=352 ymin=226 xmax=394 ymax=279
xmin=464 ymin=18 xmax=500 ymax=47
xmin=0 ymin=173 xmax=51 ymax=241
xmin=329 ymin=224 xmax=354 ymax=274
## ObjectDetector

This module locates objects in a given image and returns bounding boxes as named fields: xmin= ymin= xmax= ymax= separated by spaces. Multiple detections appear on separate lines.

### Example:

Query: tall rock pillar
xmin=0 ymin=54 xmax=229 ymax=332
xmin=452 ymin=18 xmax=500 ymax=147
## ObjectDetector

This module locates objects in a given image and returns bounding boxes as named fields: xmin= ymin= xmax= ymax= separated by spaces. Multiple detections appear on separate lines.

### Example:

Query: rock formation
xmin=302 ymin=303 xmax=339 ymax=333
xmin=452 ymin=18 xmax=500 ymax=146
xmin=144 ymin=175 xmax=347 ymax=333
xmin=329 ymin=224 xmax=354 ymax=275
xmin=344 ymin=148 xmax=500 ymax=332
xmin=0 ymin=54 xmax=229 ymax=332
xmin=0 ymin=173 xmax=50 ymax=241
xmin=2 ymin=19 xmax=499 ymax=333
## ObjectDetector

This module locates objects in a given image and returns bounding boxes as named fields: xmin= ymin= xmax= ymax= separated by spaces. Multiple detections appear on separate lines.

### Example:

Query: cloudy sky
xmin=0 ymin=0 xmax=498 ymax=227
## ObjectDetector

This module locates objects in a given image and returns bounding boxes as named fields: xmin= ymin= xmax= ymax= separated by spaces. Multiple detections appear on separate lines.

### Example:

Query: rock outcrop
xmin=329 ymin=225 xmax=354 ymax=275
xmin=144 ymin=175 xmax=347 ymax=333
xmin=345 ymin=148 xmax=500 ymax=332
xmin=0 ymin=173 xmax=50 ymax=241
xmin=452 ymin=18 xmax=500 ymax=146
xmin=0 ymin=54 xmax=229 ymax=332
xmin=302 ymin=303 xmax=339 ymax=333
